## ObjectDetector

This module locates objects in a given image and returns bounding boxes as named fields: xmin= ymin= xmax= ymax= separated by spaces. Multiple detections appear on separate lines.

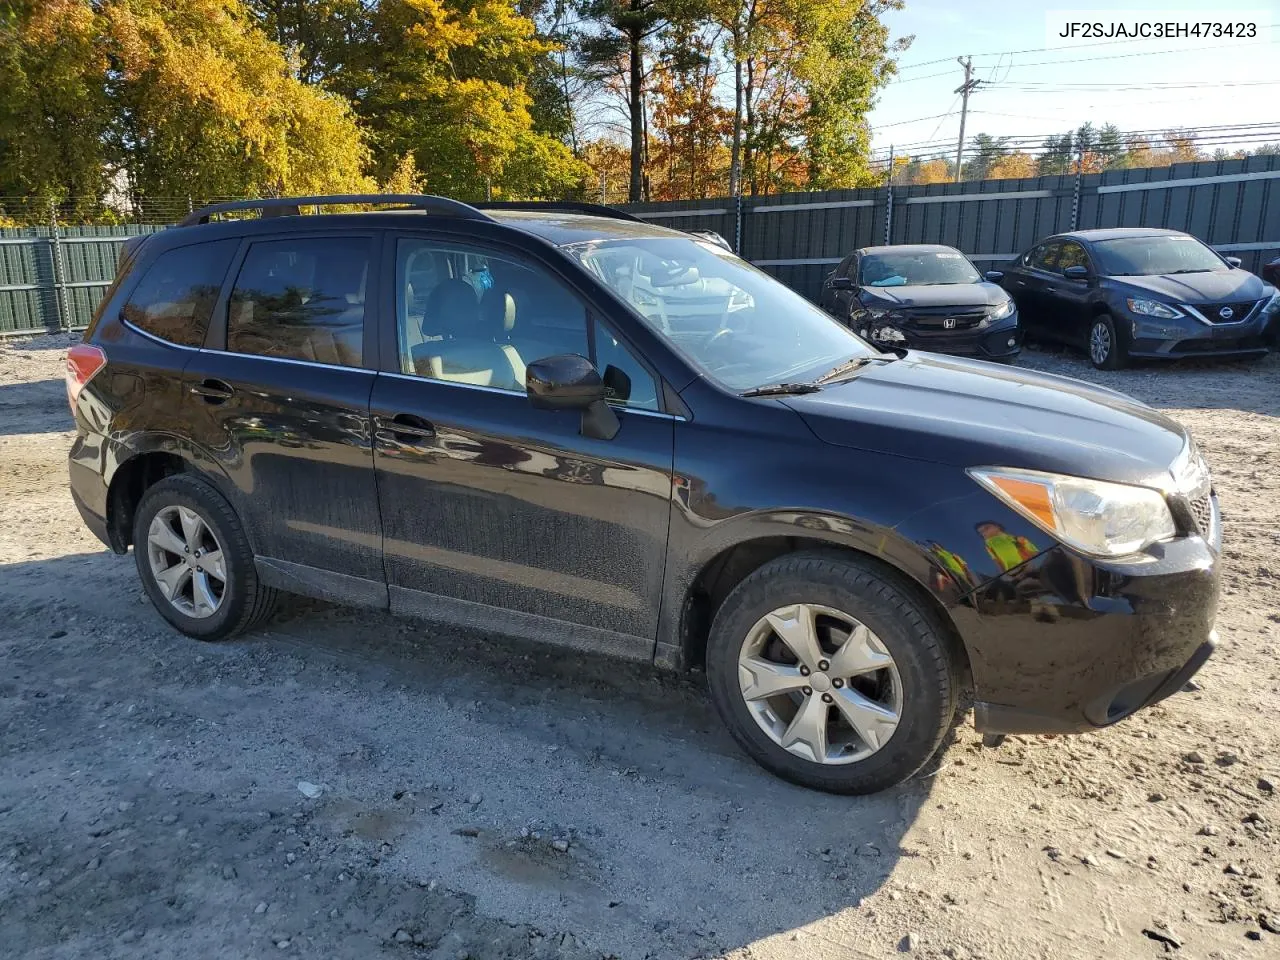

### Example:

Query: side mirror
xmin=1063 ymin=265 xmax=1089 ymax=281
xmin=829 ymin=276 xmax=853 ymax=291
xmin=1225 ymin=256 xmax=1242 ymax=268
xmin=526 ymin=354 xmax=618 ymax=440
xmin=984 ymin=270 xmax=1004 ymax=282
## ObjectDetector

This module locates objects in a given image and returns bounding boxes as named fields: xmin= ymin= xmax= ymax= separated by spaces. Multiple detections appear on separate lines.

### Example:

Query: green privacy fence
xmin=0 ymin=225 xmax=163 ymax=336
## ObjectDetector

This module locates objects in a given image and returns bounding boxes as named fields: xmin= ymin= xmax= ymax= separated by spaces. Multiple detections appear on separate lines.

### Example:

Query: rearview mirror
xmin=829 ymin=276 xmax=853 ymax=290
xmin=1063 ymin=265 xmax=1089 ymax=281
xmin=648 ymin=263 xmax=700 ymax=287
xmin=526 ymin=354 xmax=619 ymax=440
xmin=1225 ymin=256 xmax=1242 ymax=268
xmin=984 ymin=270 xmax=1004 ymax=282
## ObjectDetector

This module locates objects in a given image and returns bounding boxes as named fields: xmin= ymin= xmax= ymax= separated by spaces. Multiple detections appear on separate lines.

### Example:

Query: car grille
xmin=1197 ymin=299 xmax=1263 ymax=324
xmin=1171 ymin=334 xmax=1266 ymax=354
xmin=1189 ymin=494 xmax=1214 ymax=537
xmin=901 ymin=306 xmax=988 ymax=331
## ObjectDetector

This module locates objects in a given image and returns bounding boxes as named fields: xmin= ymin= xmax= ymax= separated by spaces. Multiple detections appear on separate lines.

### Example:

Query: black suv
xmin=1000 ymin=228 xmax=1278 ymax=368
xmin=68 ymin=195 xmax=1220 ymax=794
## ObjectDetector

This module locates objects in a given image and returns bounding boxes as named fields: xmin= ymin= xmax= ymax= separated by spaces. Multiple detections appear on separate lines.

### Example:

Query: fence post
xmin=884 ymin=148 xmax=895 ymax=245
xmin=1070 ymin=148 xmax=1083 ymax=231
xmin=48 ymin=200 xmax=69 ymax=333
xmin=734 ymin=194 xmax=743 ymax=255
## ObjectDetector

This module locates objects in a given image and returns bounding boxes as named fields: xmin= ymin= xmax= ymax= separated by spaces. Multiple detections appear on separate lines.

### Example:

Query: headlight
xmin=986 ymin=298 xmax=1015 ymax=321
xmin=864 ymin=307 xmax=904 ymax=322
xmin=1262 ymin=290 xmax=1280 ymax=315
xmin=1126 ymin=298 xmax=1183 ymax=320
xmin=969 ymin=467 xmax=1176 ymax=558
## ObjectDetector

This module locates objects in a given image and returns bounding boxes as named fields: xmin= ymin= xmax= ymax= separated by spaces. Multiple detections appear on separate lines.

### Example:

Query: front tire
xmin=132 ymin=474 xmax=277 ymax=641
xmin=1088 ymin=314 xmax=1127 ymax=370
xmin=706 ymin=552 xmax=958 ymax=794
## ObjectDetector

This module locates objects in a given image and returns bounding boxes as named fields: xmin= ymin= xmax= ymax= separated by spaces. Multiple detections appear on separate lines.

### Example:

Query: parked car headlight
xmin=864 ymin=307 xmax=905 ymax=323
xmin=986 ymin=298 xmax=1015 ymax=322
xmin=1262 ymin=290 xmax=1280 ymax=315
xmin=968 ymin=467 xmax=1177 ymax=558
xmin=1126 ymin=298 xmax=1183 ymax=320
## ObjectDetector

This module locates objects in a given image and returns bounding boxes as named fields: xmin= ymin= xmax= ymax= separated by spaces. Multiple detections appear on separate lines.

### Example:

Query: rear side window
xmin=121 ymin=240 xmax=238 ymax=347
xmin=227 ymin=237 xmax=370 ymax=367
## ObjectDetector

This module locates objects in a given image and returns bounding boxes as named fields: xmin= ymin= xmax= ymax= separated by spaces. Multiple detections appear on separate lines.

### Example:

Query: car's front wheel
xmin=133 ymin=474 xmax=278 ymax=641
xmin=1088 ymin=314 xmax=1127 ymax=370
xmin=706 ymin=552 xmax=958 ymax=794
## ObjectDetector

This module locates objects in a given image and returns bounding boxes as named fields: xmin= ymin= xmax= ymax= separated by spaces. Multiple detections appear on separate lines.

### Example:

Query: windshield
xmin=563 ymin=237 xmax=875 ymax=391
xmin=858 ymin=250 xmax=980 ymax=287
xmin=1092 ymin=235 xmax=1227 ymax=276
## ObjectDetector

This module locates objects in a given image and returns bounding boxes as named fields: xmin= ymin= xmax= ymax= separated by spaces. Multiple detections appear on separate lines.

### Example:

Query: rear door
xmin=182 ymin=230 xmax=387 ymax=604
xmin=1010 ymin=240 xmax=1062 ymax=339
xmin=368 ymin=230 xmax=675 ymax=654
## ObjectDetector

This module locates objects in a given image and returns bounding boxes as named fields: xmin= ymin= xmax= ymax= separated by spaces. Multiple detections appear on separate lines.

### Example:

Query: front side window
xmin=227 ymin=237 xmax=369 ymax=367
xmin=395 ymin=239 xmax=659 ymax=409
xmin=857 ymin=249 xmax=980 ymax=287
xmin=1055 ymin=241 xmax=1090 ymax=274
xmin=1092 ymin=235 xmax=1228 ymax=277
xmin=122 ymin=240 xmax=238 ymax=347
xmin=565 ymin=237 xmax=875 ymax=392
xmin=1027 ymin=241 xmax=1061 ymax=272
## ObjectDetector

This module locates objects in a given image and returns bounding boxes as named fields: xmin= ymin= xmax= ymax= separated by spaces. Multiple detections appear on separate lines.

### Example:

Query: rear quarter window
xmin=121 ymin=240 xmax=239 ymax=347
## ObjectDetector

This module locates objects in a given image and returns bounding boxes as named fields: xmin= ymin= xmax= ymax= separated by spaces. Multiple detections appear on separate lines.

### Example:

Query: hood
xmin=782 ymin=353 xmax=1188 ymax=485
xmin=860 ymin=282 xmax=1008 ymax=310
xmin=1110 ymin=269 xmax=1267 ymax=304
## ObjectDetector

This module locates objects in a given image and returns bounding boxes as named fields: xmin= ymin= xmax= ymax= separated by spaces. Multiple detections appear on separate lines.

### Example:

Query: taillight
xmin=66 ymin=344 xmax=107 ymax=413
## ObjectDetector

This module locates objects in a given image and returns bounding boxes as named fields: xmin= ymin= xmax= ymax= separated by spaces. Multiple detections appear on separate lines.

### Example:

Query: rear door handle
xmin=375 ymin=414 xmax=436 ymax=444
xmin=190 ymin=378 xmax=234 ymax=403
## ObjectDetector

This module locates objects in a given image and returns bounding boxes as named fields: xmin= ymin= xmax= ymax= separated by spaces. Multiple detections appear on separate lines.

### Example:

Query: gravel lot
xmin=2 ymin=334 xmax=1278 ymax=960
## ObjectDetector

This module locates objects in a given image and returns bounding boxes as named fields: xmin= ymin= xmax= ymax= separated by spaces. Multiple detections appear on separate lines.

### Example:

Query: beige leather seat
xmin=411 ymin=280 xmax=524 ymax=390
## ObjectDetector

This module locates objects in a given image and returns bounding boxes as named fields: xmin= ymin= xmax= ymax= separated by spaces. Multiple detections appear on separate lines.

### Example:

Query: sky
xmin=867 ymin=0 xmax=1278 ymax=159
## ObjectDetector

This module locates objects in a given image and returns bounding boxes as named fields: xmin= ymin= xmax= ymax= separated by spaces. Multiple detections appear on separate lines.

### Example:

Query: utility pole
xmin=954 ymin=56 xmax=982 ymax=184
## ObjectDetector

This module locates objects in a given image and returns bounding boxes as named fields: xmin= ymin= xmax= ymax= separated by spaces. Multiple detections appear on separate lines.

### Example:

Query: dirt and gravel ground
xmin=1 ymin=333 xmax=1277 ymax=960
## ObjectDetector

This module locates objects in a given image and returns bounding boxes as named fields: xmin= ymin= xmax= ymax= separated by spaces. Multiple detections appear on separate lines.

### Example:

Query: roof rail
xmin=178 ymin=194 xmax=492 ymax=227
xmin=474 ymin=201 xmax=644 ymax=224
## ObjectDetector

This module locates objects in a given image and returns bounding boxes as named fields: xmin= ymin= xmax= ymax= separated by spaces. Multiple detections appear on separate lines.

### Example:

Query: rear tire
xmin=705 ymin=552 xmax=958 ymax=794
xmin=1088 ymin=314 xmax=1127 ymax=370
xmin=132 ymin=474 xmax=277 ymax=641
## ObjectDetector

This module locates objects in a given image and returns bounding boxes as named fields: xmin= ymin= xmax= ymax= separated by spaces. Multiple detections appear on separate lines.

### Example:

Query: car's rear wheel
xmin=133 ymin=474 xmax=277 ymax=641
xmin=1088 ymin=314 xmax=1127 ymax=370
xmin=705 ymin=552 xmax=958 ymax=794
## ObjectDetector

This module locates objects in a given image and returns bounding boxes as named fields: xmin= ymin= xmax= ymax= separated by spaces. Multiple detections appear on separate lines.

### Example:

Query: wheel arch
xmin=667 ymin=524 xmax=973 ymax=684
xmin=104 ymin=436 xmax=241 ymax=553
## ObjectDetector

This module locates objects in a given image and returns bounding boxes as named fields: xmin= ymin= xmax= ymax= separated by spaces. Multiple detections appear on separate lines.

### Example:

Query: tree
xmin=1036 ymin=132 xmax=1074 ymax=176
xmin=0 ymin=0 xmax=373 ymax=211
xmin=965 ymin=133 xmax=1007 ymax=181
xmin=649 ymin=25 xmax=731 ymax=199
xmin=987 ymin=152 xmax=1036 ymax=180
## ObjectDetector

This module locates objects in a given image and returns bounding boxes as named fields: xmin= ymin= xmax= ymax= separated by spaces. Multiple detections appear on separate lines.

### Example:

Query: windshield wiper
xmin=740 ymin=381 xmax=822 ymax=397
xmin=1169 ymin=268 xmax=1214 ymax=274
xmin=815 ymin=355 xmax=892 ymax=384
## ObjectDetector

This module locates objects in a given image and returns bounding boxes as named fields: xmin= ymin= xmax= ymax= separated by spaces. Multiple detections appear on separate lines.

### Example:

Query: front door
xmin=184 ymin=231 xmax=385 ymax=602
xmin=1048 ymin=240 xmax=1096 ymax=345
xmin=370 ymin=233 xmax=675 ymax=655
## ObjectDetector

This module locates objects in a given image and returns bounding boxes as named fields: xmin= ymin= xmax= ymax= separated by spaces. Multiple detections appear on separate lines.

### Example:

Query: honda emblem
xmin=943 ymin=317 xmax=957 ymax=329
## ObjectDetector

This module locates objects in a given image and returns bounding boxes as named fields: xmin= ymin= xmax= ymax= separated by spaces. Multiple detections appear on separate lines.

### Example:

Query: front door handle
xmin=190 ymin=378 xmax=234 ymax=403
xmin=375 ymin=414 xmax=436 ymax=444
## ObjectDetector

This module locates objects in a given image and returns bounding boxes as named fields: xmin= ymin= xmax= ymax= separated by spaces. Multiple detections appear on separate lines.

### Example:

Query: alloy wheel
xmin=146 ymin=505 xmax=226 ymax=619
xmin=1090 ymin=321 xmax=1111 ymax=366
xmin=737 ymin=603 xmax=902 ymax=765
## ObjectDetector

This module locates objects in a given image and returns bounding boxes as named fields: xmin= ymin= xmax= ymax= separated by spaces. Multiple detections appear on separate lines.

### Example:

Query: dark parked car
xmin=69 ymin=195 xmax=1219 ymax=795
xmin=1263 ymin=256 xmax=1280 ymax=347
xmin=820 ymin=244 xmax=1021 ymax=362
xmin=1000 ymin=228 xmax=1279 ymax=369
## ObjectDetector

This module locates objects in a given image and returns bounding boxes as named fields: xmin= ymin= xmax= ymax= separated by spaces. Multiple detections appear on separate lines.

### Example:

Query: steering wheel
xmin=702 ymin=325 xmax=736 ymax=358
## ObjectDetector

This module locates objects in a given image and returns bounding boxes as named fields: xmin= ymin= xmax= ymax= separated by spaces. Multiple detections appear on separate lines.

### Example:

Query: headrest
xmin=423 ymin=279 xmax=480 ymax=339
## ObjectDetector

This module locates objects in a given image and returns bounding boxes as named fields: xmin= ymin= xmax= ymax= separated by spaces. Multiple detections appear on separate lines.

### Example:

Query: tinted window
xmin=121 ymin=240 xmax=237 ymax=347
xmin=395 ymin=239 xmax=659 ymax=409
xmin=1027 ymin=241 xmax=1061 ymax=271
xmin=858 ymin=249 xmax=980 ymax=286
xmin=227 ymin=237 xmax=369 ymax=367
xmin=1092 ymin=234 xmax=1228 ymax=277
xmin=1056 ymin=241 xmax=1090 ymax=274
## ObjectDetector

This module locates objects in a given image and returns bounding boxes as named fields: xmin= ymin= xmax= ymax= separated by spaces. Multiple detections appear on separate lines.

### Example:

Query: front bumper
xmin=960 ymin=534 xmax=1219 ymax=735
xmin=1128 ymin=308 xmax=1273 ymax=359
xmin=866 ymin=314 xmax=1022 ymax=360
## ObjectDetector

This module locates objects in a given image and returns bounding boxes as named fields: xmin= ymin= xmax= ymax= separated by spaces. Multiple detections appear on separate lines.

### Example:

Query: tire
xmin=1088 ymin=314 xmax=1127 ymax=370
xmin=705 ymin=551 xmax=958 ymax=794
xmin=132 ymin=474 xmax=278 ymax=641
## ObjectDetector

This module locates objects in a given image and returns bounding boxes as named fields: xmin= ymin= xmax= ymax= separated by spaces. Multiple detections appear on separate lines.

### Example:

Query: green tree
xmin=965 ymin=133 xmax=1008 ymax=181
